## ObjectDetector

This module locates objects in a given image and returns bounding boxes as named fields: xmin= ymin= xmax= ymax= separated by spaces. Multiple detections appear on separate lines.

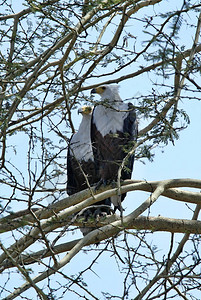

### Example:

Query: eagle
xmin=91 ymin=85 xmax=138 ymax=212
xmin=67 ymin=106 xmax=97 ymax=196
xmin=67 ymin=106 xmax=112 ymax=234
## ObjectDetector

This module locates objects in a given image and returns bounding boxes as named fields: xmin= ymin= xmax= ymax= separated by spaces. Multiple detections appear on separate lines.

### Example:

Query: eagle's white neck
xmin=93 ymin=102 xmax=129 ymax=137
xmin=70 ymin=114 xmax=94 ymax=162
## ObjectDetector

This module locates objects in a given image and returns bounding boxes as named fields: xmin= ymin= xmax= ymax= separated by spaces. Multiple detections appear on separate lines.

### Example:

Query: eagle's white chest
xmin=93 ymin=102 xmax=129 ymax=137
xmin=70 ymin=116 xmax=94 ymax=162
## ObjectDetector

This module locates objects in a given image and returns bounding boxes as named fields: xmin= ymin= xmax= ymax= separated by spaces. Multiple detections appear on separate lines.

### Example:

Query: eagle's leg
xmin=94 ymin=179 xmax=104 ymax=190
xmin=113 ymin=199 xmax=125 ymax=215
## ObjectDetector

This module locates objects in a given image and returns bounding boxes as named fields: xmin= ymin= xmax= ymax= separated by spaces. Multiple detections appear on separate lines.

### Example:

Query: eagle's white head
xmin=78 ymin=106 xmax=93 ymax=115
xmin=91 ymin=84 xmax=122 ymax=102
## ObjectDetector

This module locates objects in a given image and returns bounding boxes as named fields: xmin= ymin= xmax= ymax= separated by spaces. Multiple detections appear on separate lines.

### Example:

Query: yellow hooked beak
xmin=91 ymin=86 xmax=106 ymax=95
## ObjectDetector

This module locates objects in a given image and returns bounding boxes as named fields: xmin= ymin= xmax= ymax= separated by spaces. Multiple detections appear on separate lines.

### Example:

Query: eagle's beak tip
xmin=91 ymin=88 xmax=96 ymax=94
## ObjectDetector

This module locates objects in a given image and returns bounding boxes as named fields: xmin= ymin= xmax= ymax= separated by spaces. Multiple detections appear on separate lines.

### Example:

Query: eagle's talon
xmin=77 ymin=204 xmax=113 ymax=221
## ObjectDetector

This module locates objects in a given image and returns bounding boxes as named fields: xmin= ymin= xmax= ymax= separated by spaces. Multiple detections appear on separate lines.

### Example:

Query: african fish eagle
xmin=91 ymin=85 xmax=138 ymax=212
xmin=67 ymin=106 xmax=97 ymax=195
xmin=67 ymin=106 xmax=112 ymax=234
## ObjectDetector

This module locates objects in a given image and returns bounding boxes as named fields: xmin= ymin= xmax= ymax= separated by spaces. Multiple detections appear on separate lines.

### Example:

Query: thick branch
xmin=1 ymin=178 xmax=201 ymax=233
xmin=2 ymin=214 xmax=201 ymax=270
